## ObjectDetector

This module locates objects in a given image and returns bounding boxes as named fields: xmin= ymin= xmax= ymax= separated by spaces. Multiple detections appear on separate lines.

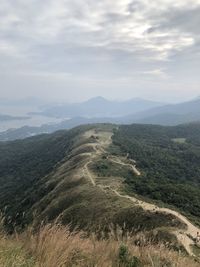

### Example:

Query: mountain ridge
xmin=1 ymin=123 xmax=200 ymax=257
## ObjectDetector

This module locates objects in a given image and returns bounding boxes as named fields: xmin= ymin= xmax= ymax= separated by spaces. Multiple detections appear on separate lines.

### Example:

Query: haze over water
xmin=0 ymin=105 xmax=62 ymax=132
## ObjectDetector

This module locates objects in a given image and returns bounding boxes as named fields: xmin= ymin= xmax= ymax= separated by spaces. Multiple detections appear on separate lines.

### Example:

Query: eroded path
xmin=81 ymin=129 xmax=200 ymax=257
xmin=108 ymin=156 xmax=141 ymax=176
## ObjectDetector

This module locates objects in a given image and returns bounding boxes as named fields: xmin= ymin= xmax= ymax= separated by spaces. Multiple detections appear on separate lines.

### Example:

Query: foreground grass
xmin=0 ymin=223 xmax=199 ymax=267
xmin=0 ymin=237 xmax=35 ymax=267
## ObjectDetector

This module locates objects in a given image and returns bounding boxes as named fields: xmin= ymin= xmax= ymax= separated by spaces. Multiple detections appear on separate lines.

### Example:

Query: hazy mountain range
xmin=1 ymin=96 xmax=200 ymax=141
xmin=31 ymin=96 xmax=200 ymax=126
xmin=126 ymin=97 xmax=200 ymax=125
xmin=31 ymin=96 xmax=164 ymax=118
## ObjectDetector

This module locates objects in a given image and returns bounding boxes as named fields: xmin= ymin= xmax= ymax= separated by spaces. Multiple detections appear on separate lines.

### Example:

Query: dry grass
xmin=0 ymin=235 xmax=35 ymax=267
xmin=12 ymin=223 xmax=199 ymax=267
xmin=0 ymin=213 xmax=200 ymax=266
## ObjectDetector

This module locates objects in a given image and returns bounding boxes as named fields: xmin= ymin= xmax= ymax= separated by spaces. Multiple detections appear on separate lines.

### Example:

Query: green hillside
xmin=112 ymin=123 xmax=200 ymax=225
xmin=0 ymin=124 xmax=183 ymax=240
xmin=1 ymin=123 xmax=200 ymax=258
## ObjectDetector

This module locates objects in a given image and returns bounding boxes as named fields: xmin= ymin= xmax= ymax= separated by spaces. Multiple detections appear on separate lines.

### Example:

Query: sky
xmin=0 ymin=0 xmax=200 ymax=103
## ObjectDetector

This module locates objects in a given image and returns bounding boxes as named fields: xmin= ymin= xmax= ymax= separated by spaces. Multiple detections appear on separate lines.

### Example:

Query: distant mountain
xmin=135 ymin=112 xmax=200 ymax=126
xmin=2 ymin=97 xmax=200 ymax=141
xmin=124 ymin=98 xmax=200 ymax=125
xmin=32 ymin=96 xmax=164 ymax=118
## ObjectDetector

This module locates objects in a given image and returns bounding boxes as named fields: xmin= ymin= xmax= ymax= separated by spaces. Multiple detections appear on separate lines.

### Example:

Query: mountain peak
xmin=85 ymin=96 xmax=108 ymax=103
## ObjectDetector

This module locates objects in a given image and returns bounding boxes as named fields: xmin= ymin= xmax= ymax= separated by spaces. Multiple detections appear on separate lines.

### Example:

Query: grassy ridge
xmin=0 ymin=124 xmax=184 ymax=238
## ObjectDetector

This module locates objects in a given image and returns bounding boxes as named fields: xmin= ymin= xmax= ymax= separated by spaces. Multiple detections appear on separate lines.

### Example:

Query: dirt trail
xmin=109 ymin=156 xmax=141 ymax=176
xmin=111 ymin=189 xmax=199 ymax=255
xmin=83 ymin=160 xmax=95 ymax=186
xmin=81 ymin=129 xmax=200 ymax=256
xmin=82 ymin=130 xmax=112 ymax=185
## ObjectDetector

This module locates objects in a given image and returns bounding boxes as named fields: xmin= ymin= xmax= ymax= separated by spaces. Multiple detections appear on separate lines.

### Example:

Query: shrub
xmin=118 ymin=244 xmax=142 ymax=267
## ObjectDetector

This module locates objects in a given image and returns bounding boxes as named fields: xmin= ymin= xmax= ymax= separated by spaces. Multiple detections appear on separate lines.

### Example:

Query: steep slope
xmin=0 ymin=125 xmax=93 ymax=229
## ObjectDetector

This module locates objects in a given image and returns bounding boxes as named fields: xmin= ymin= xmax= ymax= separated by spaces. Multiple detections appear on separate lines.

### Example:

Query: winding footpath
xmin=108 ymin=156 xmax=141 ymax=176
xmin=82 ymin=130 xmax=200 ymax=257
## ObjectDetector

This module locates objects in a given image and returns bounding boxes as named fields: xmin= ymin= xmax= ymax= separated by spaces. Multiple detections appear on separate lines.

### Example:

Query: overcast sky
xmin=0 ymin=0 xmax=200 ymax=103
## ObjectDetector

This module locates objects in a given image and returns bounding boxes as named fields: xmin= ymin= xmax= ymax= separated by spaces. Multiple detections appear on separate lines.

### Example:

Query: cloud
xmin=140 ymin=69 xmax=169 ymax=79
xmin=0 ymin=0 xmax=200 ymax=101
xmin=0 ymin=0 xmax=198 ymax=57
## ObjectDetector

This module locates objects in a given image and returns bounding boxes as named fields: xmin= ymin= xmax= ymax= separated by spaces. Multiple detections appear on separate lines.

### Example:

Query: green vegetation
xmin=0 ymin=125 xmax=94 ymax=231
xmin=0 ymin=122 xmax=189 ymax=246
xmin=1 ymin=122 xmax=200 ymax=262
xmin=90 ymin=158 xmax=133 ymax=180
xmin=0 ymin=123 xmax=184 ymax=238
xmin=112 ymin=123 xmax=200 ymax=224
xmin=118 ymin=244 xmax=142 ymax=267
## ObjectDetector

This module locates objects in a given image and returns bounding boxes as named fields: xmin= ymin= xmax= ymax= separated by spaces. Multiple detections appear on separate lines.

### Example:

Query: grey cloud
xmin=0 ymin=0 xmax=200 ymax=102
xmin=162 ymin=7 xmax=200 ymax=34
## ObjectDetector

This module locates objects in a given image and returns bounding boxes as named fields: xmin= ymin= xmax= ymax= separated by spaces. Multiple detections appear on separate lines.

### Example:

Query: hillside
xmin=0 ymin=125 xmax=181 ymax=233
xmin=0 ymin=123 xmax=200 ymax=259
xmin=112 ymin=123 xmax=200 ymax=223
